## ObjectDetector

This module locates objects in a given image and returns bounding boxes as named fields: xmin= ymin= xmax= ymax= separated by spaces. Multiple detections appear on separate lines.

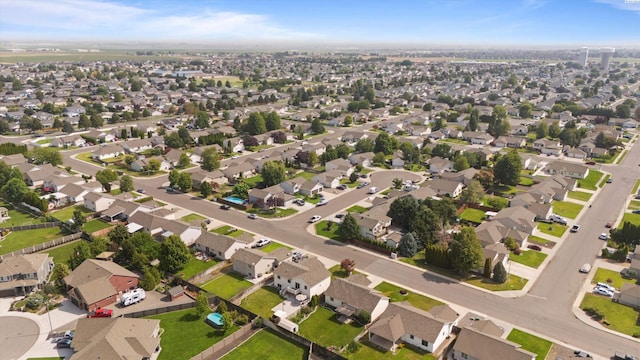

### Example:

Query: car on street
xmin=368 ymin=187 xmax=378 ymax=194
xmin=231 ymin=155 xmax=239 ymax=159
xmin=136 ymin=189 xmax=145 ymax=194
xmin=585 ymin=161 xmax=596 ymax=165
xmin=605 ymin=222 xmax=613 ymax=228
xmin=579 ymin=263 xmax=591 ymax=273
xmin=309 ymin=215 xmax=321 ymax=223
xmin=614 ymin=351 xmax=639 ymax=360
xmin=317 ymin=199 xmax=328 ymax=206
xmin=599 ymin=233 xmax=609 ymax=240
xmin=356 ymin=183 xmax=367 ymax=189
xmin=57 ymin=338 xmax=72 ymax=348
xmin=606 ymin=177 xmax=613 ymax=184
xmin=574 ymin=350 xmax=592 ymax=358
xmin=248 ymin=213 xmax=257 ymax=219
xmin=527 ymin=245 xmax=542 ymax=251
xmin=254 ymin=238 xmax=271 ymax=248
xmin=570 ymin=224 xmax=581 ymax=233
xmin=593 ymin=287 xmax=614 ymax=297
xmin=166 ymin=187 xmax=174 ymax=192
xmin=220 ymin=204 xmax=230 ymax=210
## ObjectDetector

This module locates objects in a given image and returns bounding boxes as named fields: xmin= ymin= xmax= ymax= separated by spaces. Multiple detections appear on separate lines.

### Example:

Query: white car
xmin=309 ymin=215 xmax=322 ymax=223
xmin=598 ymin=233 xmax=609 ymax=240
xmin=596 ymin=282 xmax=615 ymax=292
xmin=593 ymin=287 xmax=613 ymax=297
xmin=368 ymin=187 xmax=378 ymax=194
xmin=254 ymin=238 xmax=271 ymax=248
xmin=579 ymin=263 xmax=591 ymax=273
xmin=317 ymin=199 xmax=328 ymax=206
xmin=570 ymin=224 xmax=581 ymax=233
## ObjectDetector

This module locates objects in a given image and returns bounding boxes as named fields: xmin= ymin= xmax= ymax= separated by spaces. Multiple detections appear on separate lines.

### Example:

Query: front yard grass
xmin=628 ymin=200 xmax=640 ymax=210
xmin=259 ymin=241 xmax=290 ymax=253
xmin=551 ymin=201 xmax=583 ymax=219
xmin=221 ymin=328 xmax=307 ymax=360
xmin=296 ymin=171 xmax=316 ymax=181
xmin=298 ymin=306 xmax=364 ymax=348
xmin=374 ymin=281 xmax=443 ymax=311
xmin=537 ymin=222 xmax=567 ymax=237
xmin=519 ymin=176 xmax=534 ymax=186
xmin=577 ymin=170 xmax=603 ymax=190
xmin=83 ymin=219 xmax=112 ymax=233
xmin=346 ymin=205 xmax=368 ymax=214
xmin=328 ymin=264 xmax=361 ymax=278
xmin=506 ymin=328 xmax=553 ymax=360
xmin=239 ymin=287 xmax=285 ymax=319
xmin=314 ymin=221 xmax=341 ymax=240
xmin=201 ymin=272 xmax=252 ymax=300
xmin=509 ymin=250 xmax=547 ymax=269
xmin=0 ymin=227 xmax=63 ymax=255
xmin=459 ymin=208 xmax=486 ymax=223
xmin=211 ymin=225 xmax=246 ymax=237
xmin=180 ymin=213 xmax=206 ymax=224
xmin=618 ymin=213 xmax=640 ymax=227
xmin=465 ymin=274 xmax=528 ymax=291
xmin=592 ymin=268 xmax=636 ymax=290
xmin=176 ymin=254 xmax=219 ymax=279
xmin=253 ymin=207 xmax=298 ymax=218
xmin=527 ymin=235 xmax=555 ymax=245
xmin=51 ymin=205 xmax=94 ymax=222
xmin=567 ymin=191 xmax=592 ymax=202
xmin=580 ymin=294 xmax=640 ymax=337
xmin=632 ymin=179 xmax=640 ymax=194
xmin=146 ymin=308 xmax=239 ymax=360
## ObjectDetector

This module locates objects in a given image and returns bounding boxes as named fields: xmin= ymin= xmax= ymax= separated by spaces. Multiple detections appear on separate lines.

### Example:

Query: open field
xmin=0 ymin=51 xmax=186 ymax=64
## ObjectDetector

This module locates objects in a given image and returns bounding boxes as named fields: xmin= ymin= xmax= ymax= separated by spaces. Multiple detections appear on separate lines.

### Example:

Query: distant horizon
xmin=1 ymin=0 xmax=639 ymax=48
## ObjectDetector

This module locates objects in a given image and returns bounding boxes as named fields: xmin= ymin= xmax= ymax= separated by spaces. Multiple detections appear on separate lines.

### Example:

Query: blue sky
xmin=0 ymin=0 xmax=638 ymax=47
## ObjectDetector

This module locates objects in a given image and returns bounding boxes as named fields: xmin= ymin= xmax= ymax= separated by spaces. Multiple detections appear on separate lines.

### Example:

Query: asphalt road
xmin=57 ymin=129 xmax=640 ymax=358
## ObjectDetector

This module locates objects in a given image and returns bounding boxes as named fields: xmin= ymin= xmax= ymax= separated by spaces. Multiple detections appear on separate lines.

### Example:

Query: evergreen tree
xmin=492 ymin=262 xmax=508 ymax=283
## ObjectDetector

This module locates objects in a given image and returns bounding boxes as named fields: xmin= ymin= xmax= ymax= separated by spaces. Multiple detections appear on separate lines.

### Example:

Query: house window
xmin=128 ymin=280 xmax=132 ymax=283
xmin=421 ymin=340 xmax=428 ymax=347
xmin=295 ymin=282 xmax=300 ymax=289
xmin=277 ymin=275 xmax=280 ymax=279
xmin=287 ymin=279 xmax=291 ymax=284
xmin=304 ymin=285 xmax=307 ymax=290
xmin=329 ymin=297 xmax=334 ymax=302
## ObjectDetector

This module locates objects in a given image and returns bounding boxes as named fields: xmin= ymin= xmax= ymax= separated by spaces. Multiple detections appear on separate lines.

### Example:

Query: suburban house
xmin=348 ymin=152 xmax=375 ymax=167
xmin=493 ymin=136 xmax=526 ymax=148
xmin=299 ymin=180 xmax=324 ymax=196
xmin=121 ymin=138 xmax=154 ymax=154
xmin=325 ymin=277 xmax=390 ymax=323
xmin=59 ymin=183 xmax=90 ymax=204
xmin=273 ymin=256 xmax=331 ymax=300
xmin=193 ymin=232 xmax=248 ymax=261
xmin=425 ymin=179 xmax=464 ymax=198
xmin=354 ymin=212 xmax=391 ymax=240
xmin=0 ymin=253 xmax=54 ymax=297
xmin=279 ymin=177 xmax=306 ymax=195
xmin=232 ymin=247 xmax=291 ymax=280
xmin=130 ymin=156 xmax=171 ymax=173
xmin=544 ymin=161 xmax=589 ymax=179
xmin=127 ymin=211 xmax=202 ymax=246
xmin=452 ymin=322 xmax=536 ymax=360
xmin=70 ymin=318 xmax=161 ymax=360
xmin=101 ymin=199 xmax=150 ymax=222
xmin=64 ymin=259 xmax=139 ymax=311
xmin=440 ymin=168 xmax=479 ymax=186
xmin=428 ymin=157 xmax=453 ymax=174
xmin=223 ymin=137 xmax=245 ymax=153
xmin=532 ymin=138 xmax=563 ymax=156
xmin=51 ymin=135 xmax=86 ymax=148
xmin=325 ymin=158 xmax=354 ymax=177
xmin=608 ymin=117 xmax=638 ymax=129
xmin=83 ymin=192 xmax=115 ymax=212
xmin=312 ymin=170 xmax=342 ymax=189
xmin=368 ymin=302 xmax=460 ymax=354
xmin=191 ymin=170 xmax=227 ymax=190
xmin=222 ymin=163 xmax=255 ymax=182
xmin=617 ymin=284 xmax=640 ymax=308
xmin=92 ymin=144 xmax=124 ymax=161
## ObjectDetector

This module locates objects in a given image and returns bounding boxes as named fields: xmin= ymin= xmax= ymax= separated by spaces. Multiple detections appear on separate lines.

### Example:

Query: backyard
xmin=221 ymin=328 xmax=307 ymax=360
xmin=83 ymin=219 xmax=112 ymax=233
xmin=567 ymin=191 xmax=592 ymax=202
xmin=509 ymin=250 xmax=548 ymax=269
xmin=176 ymin=254 xmax=219 ymax=280
xmin=0 ymin=227 xmax=64 ymax=255
xmin=577 ymin=170 xmax=603 ymax=190
xmin=201 ymin=272 xmax=253 ymax=300
xmin=580 ymin=294 xmax=640 ymax=337
xmin=0 ymin=202 xmax=45 ymax=227
xmin=346 ymin=340 xmax=438 ymax=360
xmin=146 ymin=308 xmax=239 ymax=360
xmin=51 ymin=205 xmax=94 ymax=222
xmin=459 ymin=208 xmax=485 ymax=223
xmin=239 ymin=287 xmax=285 ymax=319
xmin=374 ymin=281 xmax=443 ymax=311
xmin=536 ymin=222 xmax=567 ymax=237
xmin=39 ymin=241 xmax=79 ymax=264
xmin=298 ymin=306 xmax=364 ymax=348
xmin=551 ymin=201 xmax=583 ymax=219
xmin=506 ymin=328 xmax=553 ymax=360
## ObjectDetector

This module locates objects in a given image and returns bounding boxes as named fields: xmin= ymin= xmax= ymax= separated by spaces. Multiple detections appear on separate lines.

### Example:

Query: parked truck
xmin=614 ymin=352 xmax=638 ymax=360
xmin=121 ymin=288 xmax=145 ymax=307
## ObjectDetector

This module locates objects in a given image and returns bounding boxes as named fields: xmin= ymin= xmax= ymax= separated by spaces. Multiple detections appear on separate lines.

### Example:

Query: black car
xmin=527 ymin=244 xmax=542 ymax=251
xmin=336 ymin=184 xmax=347 ymax=190
xmin=335 ymin=213 xmax=345 ymax=218
xmin=220 ymin=204 xmax=230 ymax=210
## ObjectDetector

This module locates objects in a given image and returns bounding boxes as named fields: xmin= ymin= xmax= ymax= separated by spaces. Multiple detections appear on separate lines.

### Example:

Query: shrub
xmin=217 ymin=301 xmax=228 ymax=314
xmin=346 ymin=341 xmax=360 ymax=354
xmin=25 ymin=294 xmax=44 ymax=310
xmin=253 ymin=317 xmax=263 ymax=328
xmin=310 ymin=294 xmax=319 ymax=308
xmin=513 ymin=248 xmax=522 ymax=255
xmin=355 ymin=310 xmax=371 ymax=324
xmin=236 ymin=313 xmax=249 ymax=325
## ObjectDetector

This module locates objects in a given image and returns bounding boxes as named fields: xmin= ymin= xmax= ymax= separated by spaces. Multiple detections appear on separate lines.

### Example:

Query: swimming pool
xmin=206 ymin=312 xmax=224 ymax=327
xmin=223 ymin=196 xmax=245 ymax=205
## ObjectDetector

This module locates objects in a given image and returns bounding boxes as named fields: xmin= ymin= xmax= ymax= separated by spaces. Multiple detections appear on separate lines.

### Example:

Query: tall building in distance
xmin=600 ymin=47 xmax=615 ymax=71
xmin=578 ymin=47 xmax=589 ymax=68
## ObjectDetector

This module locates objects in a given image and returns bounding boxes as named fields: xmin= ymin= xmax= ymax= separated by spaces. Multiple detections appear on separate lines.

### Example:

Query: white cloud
xmin=0 ymin=0 xmax=320 ymax=41
xmin=593 ymin=0 xmax=640 ymax=13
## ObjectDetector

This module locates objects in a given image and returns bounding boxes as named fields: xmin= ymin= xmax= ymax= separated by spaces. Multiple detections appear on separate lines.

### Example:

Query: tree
xmin=349 ymin=172 xmax=358 ymax=183
xmin=372 ymin=152 xmax=386 ymax=166
xmin=146 ymin=158 xmax=161 ymax=174
xmin=519 ymin=103 xmax=533 ymax=119
xmin=306 ymin=151 xmax=319 ymax=167
xmin=410 ymin=206 xmax=440 ymax=245
xmin=339 ymin=214 xmax=360 ymax=241
xmin=492 ymin=262 xmax=508 ymax=283
xmin=90 ymin=113 xmax=104 ymax=128
xmin=31 ymin=147 xmax=63 ymax=166
xmin=374 ymin=132 xmax=395 ymax=155
xmin=311 ymin=118 xmax=325 ymax=134
xmin=165 ymin=132 xmax=184 ymax=149
xmin=51 ymin=263 xmax=70 ymax=287
xmin=536 ymin=122 xmax=548 ymax=139
xmin=176 ymin=172 xmax=192 ymax=192
xmin=483 ymin=258 xmax=493 ymax=278
xmin=616 ymin=104 xmax=631 ymax=119
xmin=119 ymin=175 xmax=133 ymax=192
xmin=493 ymin=150 xmax=522 ymax=186
xmin=139 ymin=266 xmax=160 ymax=291
xmin=168 ymin=169 xmax=180 ymax=187
xmin=200 ymin=181 xmax=213 ymax=198
xmin=397 ymin=232 xmax=419 ymax=257
xmin=448 ymin=227 xmax=484 ymax=273
xmin=392 ymin=178 xmax=403 ymax=190
xmin=340 ymin=258 xmax=356 ymax=276
xmin=399 ymin=142 xmax=420 ymax=165
xmin=178 ymin=152 xmax=191 ymax=168
xmin=467 ymin=108 xmax=479 ymax=131
xmin=68 ymin=241 xmax=92 ymax=269
xmin=195 ymin=292 xmax=210 ymax=318
xmin=265 ymin=111 xmax=281 ymax=131
xmin=246 ymin=112 xmax=267 ymax=135
xmin=159 ymin=234 xmax=190 ymax=273
xmin=473 ymin=170 xmax=494 ymax=190
xmin=336 ymin=143 xmax=350 ymax=159
xmin=355 ymin=138 xmax=374 ymax=153
xmin=453 ymin=156 xmax=470 ymax=171
xmin=108 ymin=224 xmax=130 ymax=246
xmin=548 ymin=121 xmax=561 ymax=138
xmin=634 ymin=106 xmax=640 ymax=121
xmin=388 ymin=196 xmax=420 ymax=230
xmin=232 ymin=182 xmax=250 ymax=199
xmin=432 ymin=143 xmax=452 ymax=159
xmin=261 ymin=160 xmax=286 ymax=187
xmin=201 ymin=148 xmax=220 ymax=171
xmin=1 ymin=178 xmax=28 ymax=203
xmin=78 ymin=114 xmax=90 ymax=129
xmin=461 ymin=179 xmax=485 ymax=204
xmin=195 ymin=110 xmax=210 ymax=129
xmin=69 ymin=209 xmax=86 ymax=233
xmin=12 ymin=79 xmax=23 ymax=90
xmin=95 ymin=169 xmax=118 ymax=192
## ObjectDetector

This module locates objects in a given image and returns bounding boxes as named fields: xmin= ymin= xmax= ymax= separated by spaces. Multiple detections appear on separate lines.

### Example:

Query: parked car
xmin=356 ymin=183 xmax=367 ymax=189
xmin=368 ymin=187 xmax=378 ymax=194
xmin=254 ymin=238 xmax=271 ymax=248
xmin=360 ymin=174 xmax=368 ymax=178
xmin=635 ymin=194 xmax=640 ymax=200
xmin=527 ymin=245 xmax=542 ymax=251
xmin=585 ymin=161 xmax=596 ymax=165
xmin=166 ymin=187 xmax=174 ymax=192
xmin=550 ymin=214 xmax=567 ymax=225
xmin=220 ymin=204 xmax=230 ymax=210
xmin=593 ymin=287 xmax=614 ymax=297
xmin=248 ymin=213 xmax=257 ymax=219
xmin=598 ymin=233 xmax=609 ymax=240
xmin=63 ymin=330 xmax=75 ymax=339
xmin=632 ymin=210 xmax=640 ymax=214
xmin=579 ymin=263 xmax=591 ymax=273
xmin=606 ymin=178 xmax=613 ymax=184
xmin=336 ymin=184 xmax=347 ymax=190
xmin=294 ymin=199 xmax=306 ymax=206
xmin=87 ymin=308 xmax=113 ymax=318
xmin=317 ymin=199 xmax=328 ymax=206
xmin=335 ymin=213 xmax=345 ymax=218
xmin=309 ymin=215 xmax=322 ymax=223
xmin=57 ymin=338 xmax=72 ymax=348
xmin=570 ymin=224 xmax=581 ymax=233
xmin=574 ymin=350 xmax=592 ymax=358
xmin=596 ymin=282 xmax=615 ymax=292
xmin=614 ymin=351 xmax=639 ymax=360
xmin=605 ymin=222 xmax=613 ymax=228
xmin=136 ymin=189 xmax=145 ymax=194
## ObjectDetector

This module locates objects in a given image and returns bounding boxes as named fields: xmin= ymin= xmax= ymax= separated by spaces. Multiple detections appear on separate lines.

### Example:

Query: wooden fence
xmin=0 ymin=232 xmax=83 ymax=258
xmin=122 ymin=302 xmax=196 ymax=318
xmin=187 ymin=261 xmax=230 ymax=285
xmin=190 ymin=322 xmax=259 ymax=360
xmin=263 ymin=318 xmax=347 ymax=360
xmin=3 ymin=221 xmax=61 ymax=231
xmin=228 ymin=276 xmax=273 ymax=305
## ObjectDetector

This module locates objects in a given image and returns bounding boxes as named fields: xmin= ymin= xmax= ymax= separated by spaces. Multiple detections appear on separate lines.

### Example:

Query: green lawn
xmin=176 ymin=254 xmax=219 ymax=279
xmin=211 ymin=225 xmax=246 ymax=237
xmin=614 ymin=150 xmax=628 ymax=164
xmin=459 ymin=208 xmax=485 ymax=223
xmin=374 ymin=281 xmax=443 ymax=311
xmin=239 ymin=287 xmax=285 ymax=319
xmin=40 ymin=241 xmax=79 ymax=264
xmin=509 ymin=251 xmax=548 ymax=269
xmin=577 ymin=170 xmax=603 ymax=190
xmin=328 ymin=264 xmax=361 ymax=278
xmin=296 ymin=171 xmax=316 ymax=181
xmin=180 ymin=213 xmax=206 ymax=224
xmin=592 ymin=268 xmax=636 ymax=290
xmin=580 ymin=294 xmax=640 ymax=337
xmin=243 ymin=174 xmax=264 ymax=188
xmin=251 ymin=207 xmax=298 ymax=218
xmin=221 ymin=329 xmax=307 ymax=360
xmin=492 ymin=184 xmax=520 ymax=196
xmin=481 ymin=196 xmax=508 ymax=210
xmin=146 ymin=309 xmax=239 ymax=360
xmin=259 ymin=241 xmax=290 ymax=253
xmin=527 ymin=235 xmax=555 ymax=245
xmin=346 ymin=205 xmax=369 ymax=214
xmin=465 ymin=274 xmax=528 ymax=291
xmin=537 ymin=222 xmax=567 ymax=237
xmin=567 ymin=191 xmax=592 ymax=202
xmin=628 ymin=200 xmax=640 ymax=210
xmin=519 ymin=176 xmax=534 ymax=186
xmin=83 ymin=219 xmax=112 ymax=233
xmin=298 ymin=307 xmax=364 ymax=348
xmin=346 ymin=340 xmax=437 ymax=360
xmin=0 ymin=227 xmax=63 ymax=255
xmin=551 ymin=201 xmax=583 ymax=219
xmin=51 ymin=205 xmax=94 ymax=222
xmin=0 ymin=202 xmax=45 ymax=227
xmin=599 ymin=174 xmax=611 ymax=188
xmin=632 ymin=179 xmax=640 ymax=194
xmin=201 ymin=272 xmax=253 ymax=300
xmin=314 ymin=220 xmax=341 ymax=241
xmin=506 ymin=329 xmax=553 ymax=360
xmin=618 ymin=213 xmax=640 ymax=228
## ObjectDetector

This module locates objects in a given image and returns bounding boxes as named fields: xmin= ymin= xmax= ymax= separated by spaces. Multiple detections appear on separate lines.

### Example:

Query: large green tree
xmin=30 ymin=147 xmax=63 ymax=166
xmin=493 ymin=150 xmax=522 ymax=186
xmin=96 ymin=169 xmax=118 ymax=192
xmin=339 ymin=214 xmax=361 ymax=241
xmin=200 ymin=148 xmax=220 ymax=171
xmin=1 ymin=178 xmax=28 ymax=203
xmin=176 ymin=172 xmax=192 ymax=192
xmin=119 ymin=175 xmax=133 ymax=192
xmin=159 ymin=235 xmax=190 ymax=273
xmin=311 ymin=118 xmax=325 ymax=134
xmin=448 ymin=227 xmax=484 ymax=273
xmin=261 ymin=160 xmax=286 ymax=187
xmin=461 ymin=179 xmax=485 ymax=205
xmin=232 ymin=182 xmax=250 ymax=199
xmin=246 ymin=112 xmax=267 ymax=135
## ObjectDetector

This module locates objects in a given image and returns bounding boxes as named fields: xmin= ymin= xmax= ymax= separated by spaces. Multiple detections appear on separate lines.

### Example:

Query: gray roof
xmin=195 ymin=232 xmax=246 ymax=253
xmin=71 ymin=318 xmax=160 ymax=360
xmin=273 ymin=256 xmax=330 ymax=287
xmin=370 ymin=302 xmax=459 ymax=344
xmin=453 ymin=326 xmax=536 ymax=360
xmin=325 ymin=277 xmax=387 ymax=314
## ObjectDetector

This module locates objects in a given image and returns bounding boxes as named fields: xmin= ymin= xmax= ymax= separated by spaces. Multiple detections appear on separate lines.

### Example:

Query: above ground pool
xmin=206 ymin=312 xmax=224 ymax=327
xmin=223 ymin=196 xmax=245 ymax=205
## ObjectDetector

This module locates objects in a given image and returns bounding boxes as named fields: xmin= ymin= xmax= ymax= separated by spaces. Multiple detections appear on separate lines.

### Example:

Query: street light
xmin=46 ymin=298 xmax=53 ymax=333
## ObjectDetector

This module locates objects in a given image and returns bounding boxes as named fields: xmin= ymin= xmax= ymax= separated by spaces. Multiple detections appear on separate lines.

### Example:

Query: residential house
xmin=618 ymin=284 xmax=640 ymax=308
xmin=325 ymin=277 xmax=389 ymax=322
xmin=130 ymin=156 xmax=170 ymax=173
xmin=348 ymin=152 xmax=375 ymax=167
xmin=353 ymin=212 xmax=391 ymax=240
xmin=428 ymin=157 xmax=453 ymax=174
xmin=493 ymin=136 xmax=526 ymax=148
xmin=232 ymin=247 xmax=291 ymax=280
xmin=566 ymin=147 xmax=587 ymax=160
xmin=279 ymin=177 xmax=306 ymax=195
xmin=368 ymin=302 xmax=459 ymax=353
xmin=440 ymin=168 xmax=479 ymax=186
xmin=608 ymin=117 xmax=638 ymax=129
xmin=223 ymin=162 xmax=256 ymax=183
xmin=59 ymin=183 xmax=90 ymax=204
xmin=312 ymin=170 xmax=342 ymax=189
xmin=121 ymin=138 xmax=153 ymax=154
xmin=127 ymin=211 xmax=201 ymax=246
xmin=83 ymin=192 xmax=115 ymax=212
xmin=51 ymin=135 xmax=86 ymax=148
xmin=273 ymin=256 xmax=331 ymax=300
xmin=452 ymin=323 xmax=536 ymax=360
xmin=191 ymin=170 xmax=228 ymax=191
xmin=92 ymin=144 xmax=123 ymax=161
xmin=70 ymin=318 xmax=161 ymax=360
xmin=193 ymin=232 xmax=248 ymax=261
xmin=0 ymin=253 xmax=54 ymax=297
xmin=223 ymin=137 xmax=245 ymax=153
xmin=299 ymin=180 xmax=324 ymax=196
xmin=532 ymin=138 xmax=563 ymax=156
xmin=544 ymin=161 xmax=589 ymax=179
xmin=425 ymin=179 xmax=464 ymax=198
xmin=64 ymin=259 xmax=139 ymax=311
xmin=325 ymin=158 xmax=354 ymax=177
xmin=101 ymin=199 xmax=149 ymax=222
